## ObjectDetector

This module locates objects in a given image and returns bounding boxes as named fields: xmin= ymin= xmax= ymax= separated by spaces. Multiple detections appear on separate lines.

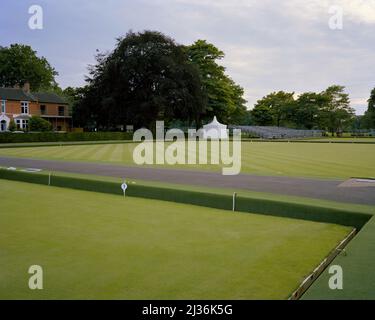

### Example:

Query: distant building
xmin=0 ymin=83 xmax=71 ymax=132
xmin=202 ymin=116 xmax=228 ymax=139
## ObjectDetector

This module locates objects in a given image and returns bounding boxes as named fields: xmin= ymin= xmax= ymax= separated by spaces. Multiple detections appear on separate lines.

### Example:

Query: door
xmin=0 ymin=120 xmax=6 ymax=131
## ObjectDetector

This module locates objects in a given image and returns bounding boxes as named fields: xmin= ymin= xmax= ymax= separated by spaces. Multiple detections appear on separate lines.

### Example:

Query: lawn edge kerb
xmin=0 ymin=168 xmax=371 ymax=230
xmin=290 ymin=228 xmax=356 ymax=300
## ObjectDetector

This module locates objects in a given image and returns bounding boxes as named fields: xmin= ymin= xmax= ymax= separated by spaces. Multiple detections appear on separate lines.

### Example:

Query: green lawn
xmin=0 ymin=141 xmax=374 ymax=179
xmin=303 ymin=216 xmax=375 ymax=300
xmin=0 ymin=180 xmax=351 ymax=299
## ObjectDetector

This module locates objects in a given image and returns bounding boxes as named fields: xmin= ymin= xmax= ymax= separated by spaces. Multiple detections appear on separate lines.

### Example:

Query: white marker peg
xmin=121 ymin=181 xmax=128 ymax=197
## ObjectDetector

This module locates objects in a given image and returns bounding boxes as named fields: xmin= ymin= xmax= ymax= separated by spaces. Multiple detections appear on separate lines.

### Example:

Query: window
xmin=15 ymin=119 xmax=28 ymax=130
xmin=58 ymin=106 xmax=65 ymax=116
xmin=1 ymin=100 xmax=5 ymax=113
xmin=21 ymin=101 xmax=29 ymax=114
xmin=40 ymin=105 xmax=46 ymax=115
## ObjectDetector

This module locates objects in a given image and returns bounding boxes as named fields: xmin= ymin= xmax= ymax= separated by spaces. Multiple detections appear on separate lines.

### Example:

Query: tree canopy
xmin=75 ymin=31 xmax=206 ymax=130
xmin=0 ymin=44 xmax=58 ymax=91
xmin=251 ymin=104 xmax=273 ymax=125
xmin=251 ymin=91 xmax=295 ymax=127
xmin=362 ymin=87 xmax=375 ymax=129
xmin=185 ymin=40 xmax=247 ymax=124
xmin=74 ymin=32 xmax=248 ymax=130
xmin=318 ymin=85 xmax=354 ymax=135
xmin=294 ymin=92 xmax=328 ymax=129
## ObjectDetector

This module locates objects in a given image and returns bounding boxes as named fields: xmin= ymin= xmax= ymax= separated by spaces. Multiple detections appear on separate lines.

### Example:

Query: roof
xmin=0 ymin=87 xmax=36 ymax=102
xmin=203 ymin=116 xmax=227 ymax=128
xmin=32 ymin=92 xmax=68 ymax=104
xmin=0 ymin=87 xmax=68 ymax=105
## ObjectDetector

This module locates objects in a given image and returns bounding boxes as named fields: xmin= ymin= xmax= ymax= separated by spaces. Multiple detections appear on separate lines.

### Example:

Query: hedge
xmin=0 ymin=132 xmax=133 ymax=143
xmin=1 ymin=132 xmax=374 ymax=145
xmin=0 ymin=169 xmax=371 ymax=230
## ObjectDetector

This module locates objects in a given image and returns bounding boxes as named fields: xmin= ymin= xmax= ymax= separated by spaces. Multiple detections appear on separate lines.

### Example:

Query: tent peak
xmin=208 ymin=116 xmax=223 ymax=126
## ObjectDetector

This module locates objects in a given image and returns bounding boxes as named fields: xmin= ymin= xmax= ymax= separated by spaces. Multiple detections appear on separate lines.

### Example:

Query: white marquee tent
xmin=202 ymin=116 xmax=228 ymax=139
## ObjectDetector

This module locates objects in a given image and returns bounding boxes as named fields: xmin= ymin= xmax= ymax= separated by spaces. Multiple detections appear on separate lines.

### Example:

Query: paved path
xmin=1 ymin=156 xmax=374 ymax=205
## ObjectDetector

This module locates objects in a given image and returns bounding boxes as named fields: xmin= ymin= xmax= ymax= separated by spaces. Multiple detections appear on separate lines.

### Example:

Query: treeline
xmin=250 ymin=86 xmax=375 ymax=134
xmin=250 ymin=86 xmax=358 ymax=135
xmin=2 ymin=37 xmax=374 ymax=133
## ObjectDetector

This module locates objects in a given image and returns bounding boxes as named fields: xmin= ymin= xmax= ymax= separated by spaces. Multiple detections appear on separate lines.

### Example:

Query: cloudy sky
xmin=1 ymin=0 xmax=374 ymax=114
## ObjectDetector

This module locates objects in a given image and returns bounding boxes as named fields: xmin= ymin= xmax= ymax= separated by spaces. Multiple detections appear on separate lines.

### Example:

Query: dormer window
xmin=1 ymin=100 xmax=5 ymax=113
xmin=21 ymin=101 xmax=29 ymax=114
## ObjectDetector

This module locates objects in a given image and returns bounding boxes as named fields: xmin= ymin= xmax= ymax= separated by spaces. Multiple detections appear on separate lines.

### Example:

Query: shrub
xmin=29 ymin=116 xmax=52 ymax=132
xmin=8 ymin=119 xmax=16 ymax=132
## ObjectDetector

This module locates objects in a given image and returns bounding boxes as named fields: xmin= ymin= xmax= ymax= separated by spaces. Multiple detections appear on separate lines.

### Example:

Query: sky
xmin=1 ymin=0 xmax=374 ymax=114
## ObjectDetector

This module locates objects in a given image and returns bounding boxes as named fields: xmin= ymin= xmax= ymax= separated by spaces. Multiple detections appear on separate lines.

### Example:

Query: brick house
xmin=0 ymin=84 xmax=72 ymax=132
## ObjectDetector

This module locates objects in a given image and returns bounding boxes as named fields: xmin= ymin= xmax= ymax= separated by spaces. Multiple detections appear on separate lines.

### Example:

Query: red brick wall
xmin=39 ymin=103 xmax=68 ymax=117
xmin=3 ymin=100 xmax=68 ymax=117
xmin=2 ymin=100 xmax=71 ymax=131
xmin=2 ymin=100 xmax=29 ymax=116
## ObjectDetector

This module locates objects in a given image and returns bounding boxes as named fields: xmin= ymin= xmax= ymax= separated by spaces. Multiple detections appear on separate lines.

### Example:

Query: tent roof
xmin=203 ymin=116 xmax=226 ymax=128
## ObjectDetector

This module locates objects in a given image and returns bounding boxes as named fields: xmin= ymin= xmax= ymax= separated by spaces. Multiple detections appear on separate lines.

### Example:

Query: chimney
xmin=22 ymin=82 xmax=30 ymax=93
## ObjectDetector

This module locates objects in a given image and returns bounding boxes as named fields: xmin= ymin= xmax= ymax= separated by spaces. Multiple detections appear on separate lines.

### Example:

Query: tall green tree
xmin=251 ymin=104 xmax=273 ymax=125
xmin=363 ymin=88 xmax=375 ymax=129
xmin=319 ymin=85 xmax=354 ymax=136
xmin=295 ymin=92 xmax=328 ymax=129
xmin=227 ymin=79 xmax=248 ymax=124
xmin=0 ymin=44 xmax=58 ymax=91
xmin=185 ymin=40 xmax=247 ymax=124
xmin=241 ymin=110 xmax=253 ymax=126
xmin=77 ymin=31 xmax=205 ymax=130
xmin=252 ymin=91 xmax=295 ymax=126
xmin=368 ymin=87 xmax=375 ymax=112
xmin=63 ymin=86 xmax=88 ymax=127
